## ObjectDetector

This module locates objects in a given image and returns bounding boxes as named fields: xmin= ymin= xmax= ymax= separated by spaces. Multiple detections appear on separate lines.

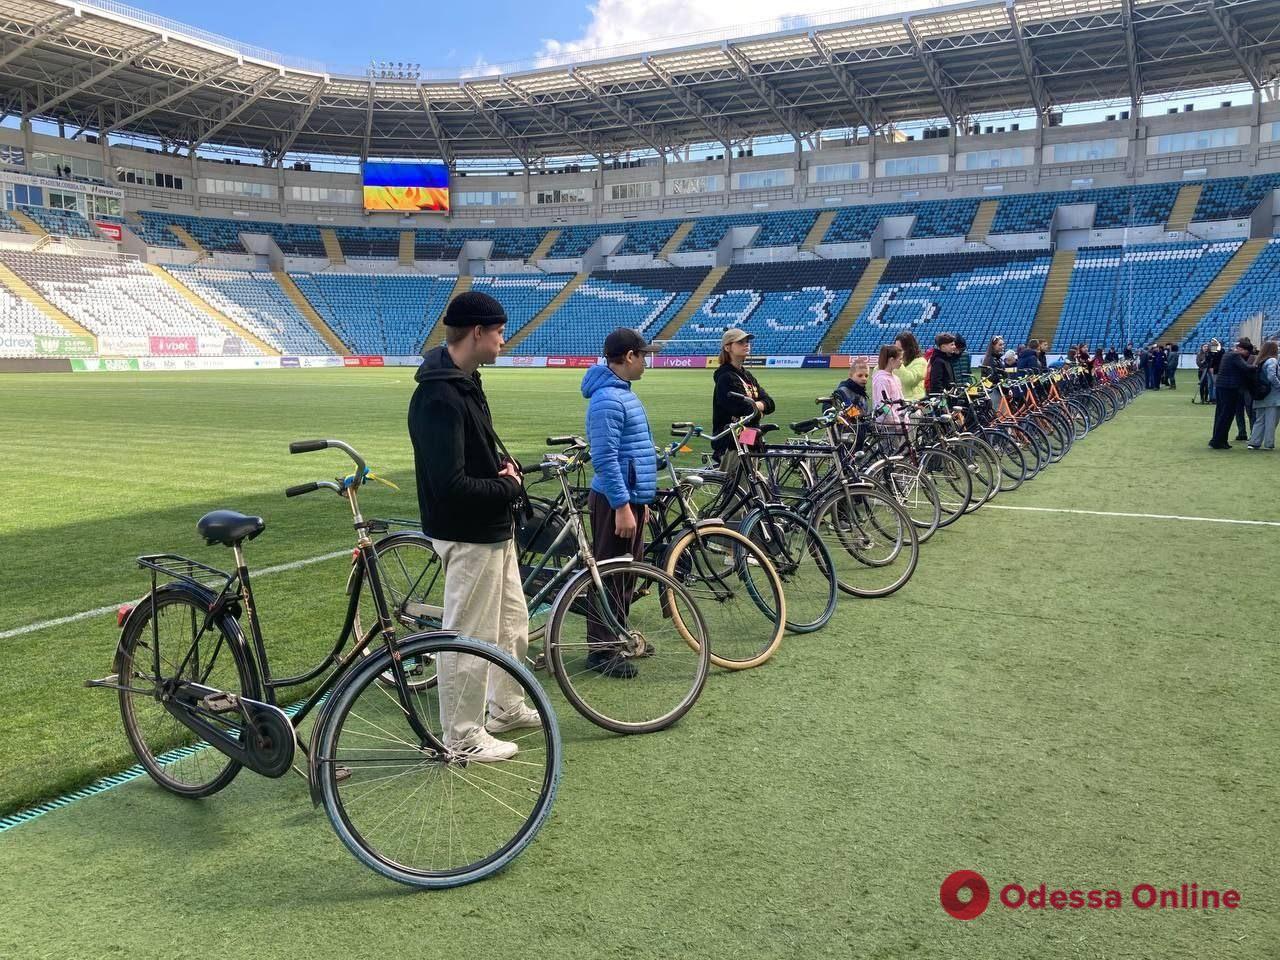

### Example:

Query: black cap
xmin=603 ymin=327 xmax=660 ymax=359
xmin=443 ymin=290 xmax=507 ymax=327
xmin=1237 ymin=337 xmax=1255 ymax=352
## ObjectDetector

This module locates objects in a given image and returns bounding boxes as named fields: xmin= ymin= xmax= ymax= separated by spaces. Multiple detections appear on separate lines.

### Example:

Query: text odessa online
xmin=1001 ymin=883 xmax=1241 ymax=910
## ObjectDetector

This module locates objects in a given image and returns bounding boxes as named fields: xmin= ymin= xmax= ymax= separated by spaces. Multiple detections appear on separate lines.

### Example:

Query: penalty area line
xmin=0 ymin=549 xmax=352 ymax=641
xmin=984 ymin=505 xmax=1280 ymax=527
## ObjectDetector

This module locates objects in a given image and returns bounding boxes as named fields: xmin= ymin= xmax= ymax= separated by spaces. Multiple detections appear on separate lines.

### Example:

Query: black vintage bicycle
xmin=87 ymin=439 xmax=561 ymax=889
xmin=356 ymin=436 xmax=712 ymax=735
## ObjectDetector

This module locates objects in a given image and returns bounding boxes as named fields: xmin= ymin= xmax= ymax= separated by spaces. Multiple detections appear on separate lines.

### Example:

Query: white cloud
xmin=532 ymin=0 xmax=934 ymax=65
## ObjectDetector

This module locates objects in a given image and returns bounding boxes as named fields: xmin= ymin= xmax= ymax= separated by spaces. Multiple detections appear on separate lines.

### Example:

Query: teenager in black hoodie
xmin=407 ymin=291 xmax=537 ymax=761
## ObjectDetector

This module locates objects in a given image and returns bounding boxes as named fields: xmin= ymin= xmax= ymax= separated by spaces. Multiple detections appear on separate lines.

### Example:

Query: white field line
xmin=0 ymin=549 xmax=350 ymax=641
xmin=6 ymin=504 xmax=1276 ymax=641
xmin=984 ymin=505 xmax=1280 ymax=527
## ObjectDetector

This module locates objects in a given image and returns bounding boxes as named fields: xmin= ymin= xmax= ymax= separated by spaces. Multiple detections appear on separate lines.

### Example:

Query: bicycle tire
xmin=738 ymin=506 xmax=838 ymax=634
xmin=316 ymin=631 xmax=560 ymax=889
xmin=811 ymin=487 xmax=919 ymax=599
xmin=546 ymin=561 xmax=711 ymax=734
xmin=662 ymin=524 xmax=786 ymax=670
xmin=864 ymin=457 xmax=942 ymax=543
xmin=920 ymin=447 xmax=973 ymax=527
xmin=117 ymin=587 xmax=257 ymax=798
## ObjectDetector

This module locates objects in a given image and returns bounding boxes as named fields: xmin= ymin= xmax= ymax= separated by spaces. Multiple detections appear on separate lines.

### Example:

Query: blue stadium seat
xmin=665 ymin=259 xmax=868 ymax=355
xmin=291 ymin=273 xmax=457 ymax=353
xmin=514 ymin=268 xmax=708 ymax=355
xmin=840 ymin=250 xmax=1051 ymax=354
xmin=1181 ymin=239 xmax=1280 ymax=348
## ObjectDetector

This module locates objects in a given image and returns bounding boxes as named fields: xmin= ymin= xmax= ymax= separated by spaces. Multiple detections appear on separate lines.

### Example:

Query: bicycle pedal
xmin=202 ymin=692 xmax=240 ymax=711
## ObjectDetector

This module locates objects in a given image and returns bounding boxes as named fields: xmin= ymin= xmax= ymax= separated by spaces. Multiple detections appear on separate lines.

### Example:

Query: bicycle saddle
xmin=197 ymin=510 xmax=266 ymax=547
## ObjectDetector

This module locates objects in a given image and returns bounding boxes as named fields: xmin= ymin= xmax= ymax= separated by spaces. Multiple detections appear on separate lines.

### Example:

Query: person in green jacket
xmin=894 ymin=331 xmax=926 ymax=400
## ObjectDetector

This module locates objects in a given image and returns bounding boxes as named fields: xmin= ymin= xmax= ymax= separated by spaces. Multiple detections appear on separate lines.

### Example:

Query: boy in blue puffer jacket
xmin=581 ymin=328 xmax=659 ymax=678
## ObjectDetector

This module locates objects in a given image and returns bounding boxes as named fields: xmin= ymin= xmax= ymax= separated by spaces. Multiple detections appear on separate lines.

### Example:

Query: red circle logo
xmin=940 ymin=870 xmax=991 ymax=920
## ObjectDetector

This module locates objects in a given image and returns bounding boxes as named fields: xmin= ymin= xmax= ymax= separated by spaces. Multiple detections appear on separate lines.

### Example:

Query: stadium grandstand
xmin=1 ymin=0 xmax=1280 ymax=368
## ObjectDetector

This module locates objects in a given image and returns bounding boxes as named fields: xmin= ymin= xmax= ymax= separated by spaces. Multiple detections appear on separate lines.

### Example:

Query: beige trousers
xmin=430 ymin=537 xmax=530 ymax=743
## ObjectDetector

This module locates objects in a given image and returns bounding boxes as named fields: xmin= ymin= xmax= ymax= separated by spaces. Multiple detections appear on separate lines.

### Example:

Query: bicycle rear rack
xmin=137 ymin=554 xmax=235 ymax=593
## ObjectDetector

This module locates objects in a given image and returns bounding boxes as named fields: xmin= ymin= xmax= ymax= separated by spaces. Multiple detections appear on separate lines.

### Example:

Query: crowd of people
xmin=406 ymin=291 xmax=1276 ymax=761
xmin=1203 ymin=337 xmax=1280 ymax=450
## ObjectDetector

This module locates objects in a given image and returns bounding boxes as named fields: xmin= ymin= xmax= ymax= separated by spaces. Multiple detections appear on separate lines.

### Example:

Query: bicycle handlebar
xmin=284 ymin=480 xmax=342 ymax=498
xmin=546 ymin=435 xmax=584 ymax=447
xmin=286 ymin=439 xmax=369 ymax=499
xmin=289 ymin=439 xmax=328 ymax=454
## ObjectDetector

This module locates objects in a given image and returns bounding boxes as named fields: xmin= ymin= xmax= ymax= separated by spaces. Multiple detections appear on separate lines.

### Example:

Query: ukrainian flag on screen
xmin=362 ymin=161 xmax=450 ymax=213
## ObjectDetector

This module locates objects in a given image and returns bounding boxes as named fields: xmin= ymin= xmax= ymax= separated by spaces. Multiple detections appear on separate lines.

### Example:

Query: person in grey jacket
xmin=1247 ymin=340 xmax=1280 ymax=450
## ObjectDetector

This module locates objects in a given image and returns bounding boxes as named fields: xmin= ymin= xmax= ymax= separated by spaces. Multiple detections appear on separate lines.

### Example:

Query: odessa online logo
xmin=939 ymin=870 xmax=1241 ymax=920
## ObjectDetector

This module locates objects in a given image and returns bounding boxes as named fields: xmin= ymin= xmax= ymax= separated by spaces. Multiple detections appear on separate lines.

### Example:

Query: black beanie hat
xmin=443 ymin=290 xmax=507 ymax=327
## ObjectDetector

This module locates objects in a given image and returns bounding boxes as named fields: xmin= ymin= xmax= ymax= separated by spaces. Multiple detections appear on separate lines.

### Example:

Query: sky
xmin=117 ymin=0 xmax=934 ymax=76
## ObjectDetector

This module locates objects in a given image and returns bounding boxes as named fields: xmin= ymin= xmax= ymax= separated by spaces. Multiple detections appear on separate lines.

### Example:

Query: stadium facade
xmin=0 ymin=0 xmax=1279 ymax=368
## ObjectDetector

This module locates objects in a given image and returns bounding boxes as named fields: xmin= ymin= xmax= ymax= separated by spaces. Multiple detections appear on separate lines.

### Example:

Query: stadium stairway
xmin=659 ymin=222 xmax=696 ymax=259
xmin=800 ymin=211 xmax=837 ymax=253
xmin=1166 ymin=184 xmax=1203 ymax=233
xmin=146 ymin=264 xmax=279 ymax=355
xmin=528 ymin=229 xmax=560 ymax=263
xmin=424 ymin=276 xmax=471 ymax=350
xmin=967 ymin=200 xmax=999 ymax=243
xmin=1028 ymin=250 xmax=1075 ymax=346
xmin=505 ymin=272 xmax=589 ymax=351
xmin=1157 ymin=237 xmax=1269 ymax=344
xmin=0 ymin=260 xmax=96 ymax=345
xmin=320 ymin=228 xmax=345 ymax=265
xmin=654 ymin=266 xmax=725 ymax=342
xmin=272 ymin=270 xmax=350 ymax=355
xmin=167 ymin=223 xmax=209 ymax=259
xmin=9 ymin=209 xmax=46 ymax=238
xmin=819 ymin=258 xmax=886 ymax=353
xmin=398 ymin=231 xmax=415 ymax=267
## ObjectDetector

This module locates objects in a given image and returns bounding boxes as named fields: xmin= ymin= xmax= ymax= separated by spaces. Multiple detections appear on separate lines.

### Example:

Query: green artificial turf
xmin=0 ymin=370 xmax=1276 ymax=959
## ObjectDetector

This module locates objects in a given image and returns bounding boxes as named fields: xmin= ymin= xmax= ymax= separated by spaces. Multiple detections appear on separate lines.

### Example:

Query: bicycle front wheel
xmin=546 ymin=561 xmax=711 ymax=734
xmin=662 ymin=524 xmax=786 ymax=670
xmin=739 ymin=506 xmax=838 ymax=634
xmin=316 ymin=632 xmax=561 ymax=889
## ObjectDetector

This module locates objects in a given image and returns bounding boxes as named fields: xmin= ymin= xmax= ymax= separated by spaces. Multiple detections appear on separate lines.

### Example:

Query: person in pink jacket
xmin=872 ymin=343 xmax=904 ymax=423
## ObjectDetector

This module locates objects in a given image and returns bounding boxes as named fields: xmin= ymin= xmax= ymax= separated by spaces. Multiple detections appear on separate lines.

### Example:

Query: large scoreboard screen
xmin=361 ymin=161 xmax=449 ymax=213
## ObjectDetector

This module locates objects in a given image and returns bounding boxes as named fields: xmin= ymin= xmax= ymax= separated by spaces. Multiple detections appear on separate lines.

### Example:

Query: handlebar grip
xmin=790 ymin=418 xmax=822 ymax=432
xmin=546 ymin=435 xmax=577 ymax=446
xmin=289 ymin=440 xmax=328 ymax=454
xmin=815 ymin=396 xmax=836 ymax=406
xmin=285 ymin=482 xmax=320 ymax=498
xmin=671 ymin=421 xmax=693 ymax=430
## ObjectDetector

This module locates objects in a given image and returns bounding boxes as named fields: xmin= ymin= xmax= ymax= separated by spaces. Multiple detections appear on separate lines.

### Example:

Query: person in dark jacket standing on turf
xmin=1016 ymin=341 xmax=1041 ymax=373
xmin=712 ymin=328 xmax=776 ymax=474
xmin=928 ymin=333 xmax=958 ymax=394
xmin=582 ymin=328 xmax=660 ymax=678
xmin=407 ymin=290 xmax=537 ymax=761
xmin=1209 ymin=337 xmax=1254 ymax=449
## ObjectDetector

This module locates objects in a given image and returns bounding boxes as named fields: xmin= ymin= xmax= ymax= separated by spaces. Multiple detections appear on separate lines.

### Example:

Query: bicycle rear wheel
xmin=546 ymin=561 xmax=710 ymax=734
xmin=812 ymin=487 xmax=919 ymax=598
xmin=662 ymin=525 xmax=786 ymax=670
xmin=738 ymin=506 xmax=838 ymax=633
xmin=316 ymin=632 xmax=560 ymax=889
xmin=921 ymin=448 xmax=973 ymax=526
xmin=117 ymin=589 xmax=256 ymax=797
xmin=866 ymin=458 xmax=942 ymax=543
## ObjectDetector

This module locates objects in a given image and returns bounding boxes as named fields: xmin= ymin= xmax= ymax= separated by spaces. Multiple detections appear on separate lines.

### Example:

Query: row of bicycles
xmin=86 ymin=359 xmax=1144 ymax=889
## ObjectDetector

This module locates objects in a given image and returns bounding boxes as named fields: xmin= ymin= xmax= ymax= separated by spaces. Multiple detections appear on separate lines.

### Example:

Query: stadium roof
xmin=0 ymin=0 xmax=1277 ymax=165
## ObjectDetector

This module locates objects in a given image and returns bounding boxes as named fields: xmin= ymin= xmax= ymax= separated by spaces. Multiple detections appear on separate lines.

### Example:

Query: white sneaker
xmin=485 ymin=703 xmax=543 ymax=734
xmin=450 ymin=729 xmax=518 ymax=763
